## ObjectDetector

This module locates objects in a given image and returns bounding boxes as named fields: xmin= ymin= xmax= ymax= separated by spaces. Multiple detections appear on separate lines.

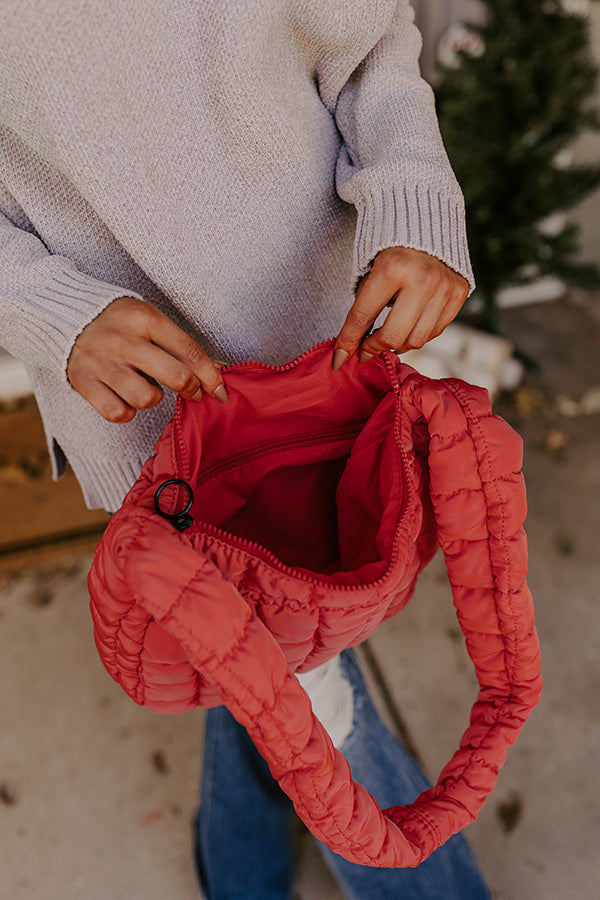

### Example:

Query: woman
xmin=0 ymin=2 xmax=489 ymax=897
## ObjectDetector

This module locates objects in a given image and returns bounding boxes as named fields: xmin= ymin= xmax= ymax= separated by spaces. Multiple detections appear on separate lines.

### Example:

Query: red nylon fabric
xmin=88 ymin=341 xmax=542 ymax=867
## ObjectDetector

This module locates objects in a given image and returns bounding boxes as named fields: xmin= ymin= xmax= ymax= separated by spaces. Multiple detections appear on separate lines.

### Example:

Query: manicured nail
xmin=332 ymin=348 xmax=349 ymax=371
xmin=359 ymin=349 xmax=374 ymax=363
xmin=212 ymin=383 xmax=229 ymax=403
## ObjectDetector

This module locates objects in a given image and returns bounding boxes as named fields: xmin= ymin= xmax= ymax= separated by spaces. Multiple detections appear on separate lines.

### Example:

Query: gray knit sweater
xmin=0 ymin=0 xmax=473 ymax=511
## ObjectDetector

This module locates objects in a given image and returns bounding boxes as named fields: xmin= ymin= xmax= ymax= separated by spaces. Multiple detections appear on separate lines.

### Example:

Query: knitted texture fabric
xmin=0 ymin=0 xmax=473 ymax=512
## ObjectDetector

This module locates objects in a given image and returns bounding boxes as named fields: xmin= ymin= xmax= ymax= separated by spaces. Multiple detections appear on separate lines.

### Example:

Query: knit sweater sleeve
xmin=328 ymin=0 xmax=474 ymax=292
xmin=0 ymin=209 xmax=143 ymax=380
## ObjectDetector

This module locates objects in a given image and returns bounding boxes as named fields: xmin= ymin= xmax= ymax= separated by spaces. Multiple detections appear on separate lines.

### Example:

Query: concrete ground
xmin=1 ymin=292 xmax=599 ymax=899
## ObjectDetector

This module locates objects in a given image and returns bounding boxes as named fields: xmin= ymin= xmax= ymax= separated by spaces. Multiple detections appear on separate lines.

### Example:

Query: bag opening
xmin=189 ymin=407 xmax=404 ymax=577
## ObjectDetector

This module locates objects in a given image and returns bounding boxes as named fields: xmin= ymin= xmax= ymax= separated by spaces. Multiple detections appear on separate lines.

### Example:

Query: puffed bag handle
xmin=378 ymin=366 xmax=542 ymax=858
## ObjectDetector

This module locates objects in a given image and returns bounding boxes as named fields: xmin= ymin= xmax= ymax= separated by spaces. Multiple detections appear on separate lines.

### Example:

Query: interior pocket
xmin=193 ymin=432 xmax=361 ymax=572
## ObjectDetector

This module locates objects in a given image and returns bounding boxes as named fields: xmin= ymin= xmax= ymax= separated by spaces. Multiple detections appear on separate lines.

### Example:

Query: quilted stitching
xmin=87 ymin=341 xmax=542 ymax=866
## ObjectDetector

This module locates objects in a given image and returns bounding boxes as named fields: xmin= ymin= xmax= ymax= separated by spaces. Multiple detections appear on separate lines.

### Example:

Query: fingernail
xmin=332 ymin=349 xmax=349 ymax=371
xmin=212 ymin=383 xmax=228 ymax=404
xmin=359 ymin=349 xmax=374 ymax=363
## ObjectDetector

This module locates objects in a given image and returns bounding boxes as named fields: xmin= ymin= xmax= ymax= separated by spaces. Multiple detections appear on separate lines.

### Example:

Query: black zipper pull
xmin=153 ymin=479 xmax=194 ymax=531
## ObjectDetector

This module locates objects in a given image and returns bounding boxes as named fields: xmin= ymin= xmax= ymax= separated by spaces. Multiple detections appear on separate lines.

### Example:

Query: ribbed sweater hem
xmin=352 ymin=181 xmax=475 ymax=293
xmin=66 ymin=451 xmax=148 ymax=512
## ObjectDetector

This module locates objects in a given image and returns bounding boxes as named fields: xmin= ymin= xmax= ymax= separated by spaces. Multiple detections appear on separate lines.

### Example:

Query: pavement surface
xmin=1 ymin=292 xmax=599 ymax=899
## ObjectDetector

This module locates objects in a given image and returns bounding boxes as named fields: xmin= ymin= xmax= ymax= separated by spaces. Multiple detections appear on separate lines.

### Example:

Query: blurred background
xmin=1 ymin=3 xmax=599 ymax=898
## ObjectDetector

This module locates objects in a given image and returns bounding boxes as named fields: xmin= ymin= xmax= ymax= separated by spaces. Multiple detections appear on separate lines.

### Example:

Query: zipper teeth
xmin=219 ymin=337 xmax=335 ymax=376
xmin=195 ymin=423 xmax=363 ymax=486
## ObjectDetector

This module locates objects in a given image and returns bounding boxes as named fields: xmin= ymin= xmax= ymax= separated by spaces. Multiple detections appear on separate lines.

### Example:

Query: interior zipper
xmin=191 ymin=422 xmax=364 ymax=488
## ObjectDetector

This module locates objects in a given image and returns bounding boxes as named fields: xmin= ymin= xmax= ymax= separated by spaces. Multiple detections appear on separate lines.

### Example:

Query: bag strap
xmin=90 ymin=368 xmax=541 ymax=867
xmin=381 ymin=368 xmax=542 ymax=852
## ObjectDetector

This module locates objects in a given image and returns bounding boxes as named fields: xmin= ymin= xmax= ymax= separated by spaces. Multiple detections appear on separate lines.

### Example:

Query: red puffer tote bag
xmin=88 ymin=339 xmax=542 ymax=868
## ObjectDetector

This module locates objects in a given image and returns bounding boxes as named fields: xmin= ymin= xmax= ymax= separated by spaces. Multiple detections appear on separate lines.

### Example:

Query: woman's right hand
xmin=66 ymin=296 xmax=227 ymax=423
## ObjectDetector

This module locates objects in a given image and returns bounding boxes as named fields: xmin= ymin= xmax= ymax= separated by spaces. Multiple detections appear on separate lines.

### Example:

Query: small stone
xmin=151 ymin=750 xmax=169 ymax=774
xmin=26 ymin=586 xmax=54 ymax=607
xmin=497 ymin=792 xmax=523 ymax=834
xmin=445 ymin=627 xmax=462 ymax=643
xmin=0 ymin=783 xmax=17 ymax=806
xmin=554 ymin=530 xmax=576 ymax=556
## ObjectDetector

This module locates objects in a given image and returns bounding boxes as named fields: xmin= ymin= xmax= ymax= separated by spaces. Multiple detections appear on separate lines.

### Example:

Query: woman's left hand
xmin=332 ymin=246 xmax=469 ymax=368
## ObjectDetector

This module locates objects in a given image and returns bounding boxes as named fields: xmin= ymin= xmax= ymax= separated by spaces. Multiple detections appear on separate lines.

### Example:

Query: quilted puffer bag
xmin=88 ymin=340 xmax=542 ymax=867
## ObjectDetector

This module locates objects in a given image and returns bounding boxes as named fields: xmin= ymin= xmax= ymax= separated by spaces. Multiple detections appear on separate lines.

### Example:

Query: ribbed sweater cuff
xmin=352 ymin=182 xmax=475 ymax=294
xmin=24 ymin=265 xmax=144 ymax=384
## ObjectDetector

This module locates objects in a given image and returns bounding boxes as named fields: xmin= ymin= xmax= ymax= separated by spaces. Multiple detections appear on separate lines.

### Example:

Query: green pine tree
xmin=436 ymin=0 xmax=600 ymax=327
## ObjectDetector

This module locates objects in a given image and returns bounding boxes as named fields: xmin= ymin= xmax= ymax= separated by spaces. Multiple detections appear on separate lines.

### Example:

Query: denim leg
xmin=316 ymin=649 xmax=492 ymax=900
xmin=193 ymin=705 xmax=294 ymax=900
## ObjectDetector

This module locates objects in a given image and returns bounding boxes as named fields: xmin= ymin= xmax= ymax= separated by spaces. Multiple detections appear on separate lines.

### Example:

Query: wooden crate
xmin=0 ymin=398 xmax=109 ymax=572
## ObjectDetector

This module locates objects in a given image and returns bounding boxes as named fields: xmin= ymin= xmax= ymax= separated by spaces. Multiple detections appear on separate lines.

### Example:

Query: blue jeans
xmin=194 ymin=649 xmax=492 ymax=900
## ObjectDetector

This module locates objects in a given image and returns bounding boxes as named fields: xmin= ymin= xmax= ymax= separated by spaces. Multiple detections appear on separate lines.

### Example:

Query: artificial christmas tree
xmin=435 ymin=0 xmax=600 ymax=326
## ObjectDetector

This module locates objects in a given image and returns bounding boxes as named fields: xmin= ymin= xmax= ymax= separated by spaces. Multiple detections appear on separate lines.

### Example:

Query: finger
xmin=141 ymin=309 xmax=227 ymax=400
xmin=100 ymin=362 xmax=166 ymax=410
xmin=334 ymin=264 xmax=402 ymax=363
xmin=397 ymin=277 xmax=456 ymax=353
xmin=71 ymin=374 xmax=137 ymax=424
xmin=141 ymin=342 xmax=228 ymax=403
xmin=384 ymin=276 xmax=467 ymax=356
xmin=393 ymin=281 xmax=466 ymax=355
xmin=430 ymin=282 xmax=469 ymax=338
xmin=122 ymin=340 xmax=205 ymax=401
xmin=359 ymin=277 xmax=443 ymax=358
xmin=396 ymin=296 xmax=448 ymax=354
